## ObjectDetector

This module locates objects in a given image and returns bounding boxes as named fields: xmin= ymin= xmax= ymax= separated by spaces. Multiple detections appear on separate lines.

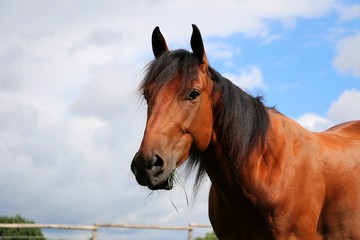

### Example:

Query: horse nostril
xmin=146 ymin=154 xmax=164 ymax=170
xmin=153 ymin=154 xmax=164 ymax=167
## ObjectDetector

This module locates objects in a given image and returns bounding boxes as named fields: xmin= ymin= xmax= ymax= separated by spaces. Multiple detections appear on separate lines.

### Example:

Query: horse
xmin=130 ymin=24 xmax=360 ymax=239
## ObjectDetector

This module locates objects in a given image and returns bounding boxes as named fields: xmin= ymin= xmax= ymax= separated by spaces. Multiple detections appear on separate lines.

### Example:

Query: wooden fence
xmin=0 ymin=223 xmax=212 ymax=240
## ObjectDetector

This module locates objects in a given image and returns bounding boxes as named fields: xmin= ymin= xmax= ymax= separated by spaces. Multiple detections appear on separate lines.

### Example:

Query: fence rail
xmin=0 ymin=223 xmax=212 ymax=240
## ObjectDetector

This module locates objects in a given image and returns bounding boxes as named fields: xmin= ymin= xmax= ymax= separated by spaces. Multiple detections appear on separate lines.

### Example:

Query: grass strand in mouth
xmin=170 ymin=197 xmax=180 ymax=215
xmin=143 ymin=170 xmax=191 ymax=214
xmin=168 ymin=170 xmax=180 ymax=214
xmin=143 ymin=191 xmax=154 ymax=207
xmin=168 ymin=170 xmax=175 ymax=188
xmin=172 ymin=171 xmax=189 ymax=207
xmin=169 ymin=170 xmax=190 ymax=215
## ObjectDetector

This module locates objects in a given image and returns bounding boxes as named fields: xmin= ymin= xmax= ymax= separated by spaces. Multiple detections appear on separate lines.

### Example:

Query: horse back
xmin=316 ymin=120 xmax=360 ymax=238
xmin=315 ymin=120 xmax=360 ymax=155
xmin=324 ymin=120 xmax=360 ymax=137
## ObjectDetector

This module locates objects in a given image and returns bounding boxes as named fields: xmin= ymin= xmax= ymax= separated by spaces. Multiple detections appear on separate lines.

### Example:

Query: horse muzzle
xmin=131 ymin=151 xmax=174 ymax=190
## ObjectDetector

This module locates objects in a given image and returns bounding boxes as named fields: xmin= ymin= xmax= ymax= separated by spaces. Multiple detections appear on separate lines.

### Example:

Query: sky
xmin=0 ymin=0 xmax=360 ymax=239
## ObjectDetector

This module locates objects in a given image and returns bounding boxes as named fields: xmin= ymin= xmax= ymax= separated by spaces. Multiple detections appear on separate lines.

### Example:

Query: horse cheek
xmin=191 ymin=102 xmax=213 ymax=151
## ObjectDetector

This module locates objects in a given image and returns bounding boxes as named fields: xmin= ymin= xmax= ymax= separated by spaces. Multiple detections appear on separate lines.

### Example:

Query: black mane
xmin=188 ymin=68 xmax=270 ymax=190
xmin=212 ymin=67 xmax=270 ymax=167
xmin=140 ymin=49 xmax=270 ymax=190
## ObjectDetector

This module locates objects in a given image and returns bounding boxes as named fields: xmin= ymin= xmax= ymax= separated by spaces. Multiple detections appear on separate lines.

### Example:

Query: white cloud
xmin=333 ymin=33 xmax=360 ymax=77
xmin=261 ymin=33 xmax=283 ymax=45
xmin=328 ymin=89 xmax=360 ymax=123
xmin=70 ymin=62 xmax=141 ymax=120
xmin=296 ymin=89 xmax=360 ymax=132
xmin=224 ymin=66 xmax=266 ymax=90
xmin=175 ymin=0 xmax=334 ymax=39
xmin=296 ymin=112 xmax=332 ymax=132
xmin=206 ymin=42 xmax=241 ymax=61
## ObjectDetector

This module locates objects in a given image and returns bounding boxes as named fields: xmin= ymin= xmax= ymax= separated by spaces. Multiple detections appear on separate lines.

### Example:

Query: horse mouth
xmin=131 ymin=151 xmax=177 ymax=191
xmin=148 ymin=173 xmax=174 ymax=191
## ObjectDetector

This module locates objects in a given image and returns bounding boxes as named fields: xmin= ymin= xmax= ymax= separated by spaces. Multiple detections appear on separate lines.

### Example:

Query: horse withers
xmin=131 ymin=25 xmax=360 ymax=239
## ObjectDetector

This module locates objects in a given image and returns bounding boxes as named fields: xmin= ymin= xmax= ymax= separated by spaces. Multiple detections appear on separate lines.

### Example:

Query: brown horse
xmin=131 ymin=25 xmax=360 ymax=239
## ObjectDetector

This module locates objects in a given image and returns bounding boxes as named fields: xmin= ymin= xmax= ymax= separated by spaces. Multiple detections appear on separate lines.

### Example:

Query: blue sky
xmin=0 ymin=0 xmax=360 ymax=239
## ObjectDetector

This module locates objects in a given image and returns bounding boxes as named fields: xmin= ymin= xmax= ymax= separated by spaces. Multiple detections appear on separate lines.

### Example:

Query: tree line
xmin=0 ymin=215 xmax=45 ymax=240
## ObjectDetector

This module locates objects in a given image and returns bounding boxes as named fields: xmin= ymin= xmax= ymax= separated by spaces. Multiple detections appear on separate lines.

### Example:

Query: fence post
xmin=91 ymin=225 xmax=97 ymax=240
xmin=187 ymin=224 xmax=193 ymax=240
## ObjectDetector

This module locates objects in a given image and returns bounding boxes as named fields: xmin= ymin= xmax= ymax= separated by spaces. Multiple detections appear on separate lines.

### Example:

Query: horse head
xmin=131 ymin=25 xmax=214 ymax=190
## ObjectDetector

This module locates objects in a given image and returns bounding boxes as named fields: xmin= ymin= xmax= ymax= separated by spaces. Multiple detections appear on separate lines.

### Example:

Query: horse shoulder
xmin=240 ymin=112 xmax=326 ymax=238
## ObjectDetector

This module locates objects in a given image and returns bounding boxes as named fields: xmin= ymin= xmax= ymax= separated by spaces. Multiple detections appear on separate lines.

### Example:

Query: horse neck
xmin=205 ymin=110 xmax=302 ymax=204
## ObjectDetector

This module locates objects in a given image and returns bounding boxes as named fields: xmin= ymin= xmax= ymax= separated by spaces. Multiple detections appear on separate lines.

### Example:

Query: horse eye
xmin=143 ymin=91 xmax=149 ymax=102
xmin=187 ymin=89 xmax=200 ymax=101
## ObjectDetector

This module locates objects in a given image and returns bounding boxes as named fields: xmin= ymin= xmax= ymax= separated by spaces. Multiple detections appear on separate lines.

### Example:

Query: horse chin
xmin=148 ymin=174 xmax=174 ymax=191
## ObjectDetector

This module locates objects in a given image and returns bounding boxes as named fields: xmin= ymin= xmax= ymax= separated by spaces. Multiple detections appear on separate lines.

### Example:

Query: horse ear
xmin=152 ymin=26 xmax=169 ymax=59
xmin=190 ymin=24 xmax=207 ymax=68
